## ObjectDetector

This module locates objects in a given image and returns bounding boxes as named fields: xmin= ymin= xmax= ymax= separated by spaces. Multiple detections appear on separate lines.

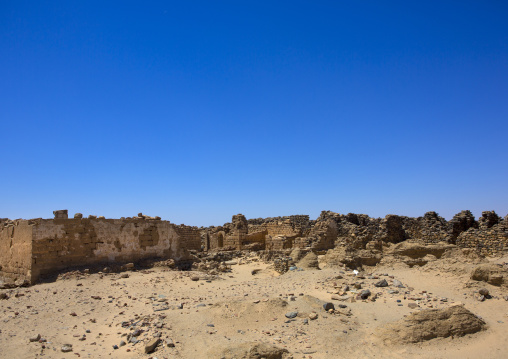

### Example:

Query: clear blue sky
xmin=1 ymin=1 xmax=507 ymax=226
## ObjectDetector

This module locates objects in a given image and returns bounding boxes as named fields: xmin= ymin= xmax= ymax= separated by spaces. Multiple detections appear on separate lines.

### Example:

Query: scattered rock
xmin=309 ymin=313 xmax=318 ymax=320
xmin=478 ymin=288 xmax=489 ymax=296
xmin=374 ymin=279 xmax=389 ymax=287
xmin=29 ymin=334 xmax=41 ymax=342
xmin=360 ymin=290 xmax=371 ymax=299
xmin=322 ymin=302 xmax=335 ymax=311
xmin=61 ymin=344 xmax=73 ymax=352
xmin=285 ymin=311 xmax=298 ymax=319
xmin=392 ymin=279 xmax=404 ymax=288
xmin=191 ymin=275 xmax=200 ymax=281
xmin=165 ymin=338 xmax=175 ymax=347
xmin=14 ymin=279 xmax=30 ymax=287
xmin=144 ymin=337 xmax=160 ymax=354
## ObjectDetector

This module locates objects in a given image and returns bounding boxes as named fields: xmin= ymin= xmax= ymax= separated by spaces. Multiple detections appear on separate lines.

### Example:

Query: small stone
xmin=322 ymin=302 xmax=335 ymax=311
xmin=29 ymin=334 xmax=41 ymax=342
xmin=61 ymin=344 xmax=73 ymax=353
xmin=478 ymin=288 xmax=489 ymax=296
xmin=145 ymin=338 xmax=160 ymax=354
xmin=119 ymin=340 xmax=126 ymax=347
xmin=0 ymin=293 xmax=8 ymax=300
xmin=408 ymin=303 xmax=418 ymax=309
xmin=309 ymin=313 xmax=318 ymax=320
xmin=165 ymin=338 xmax=175 ymax=347
xmin=392 ymin=279 xmax=404 ymax=288
xmin=374 ymin=279 xmax=389 ymax=287
xmin=120 ymin=273 xmax=129 ymax=278
xmin=478 ymin=295 xmax=485 ymax=302
xmin=123 ymin=263 xmax=135 ymax=270
xmin=190 ymin=276 xmax=200 ymax=281
xmin=113 ymin=345 xmax=119 ymax=350
xmin=285 ymin=311 xmax=298 ymax=319
xmin=14 ymin=279 xmax=30 ymax=287
xmin=360 ymin=290 xmax=371 ymax=299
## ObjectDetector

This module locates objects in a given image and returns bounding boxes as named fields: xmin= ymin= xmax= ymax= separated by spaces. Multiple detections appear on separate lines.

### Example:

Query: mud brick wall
xmin=264 ymin=222 xmax=301 ymax=237
xmin=30 ymin=218 xmax=190 ymax=280
xmin=265 ymin=236 xmax=292 ymax=250
xmin=248 ymin=215 xmax=311 ymax=237
xmin=0 ymin=220 xmax=33 ymax=281
xmin=223 ymin=234 xmax=242 ymax=249
xmin=173 ymin=225 xmax=202 ymax=251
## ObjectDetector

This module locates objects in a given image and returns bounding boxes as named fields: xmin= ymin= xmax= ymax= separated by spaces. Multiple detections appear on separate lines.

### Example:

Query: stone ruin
xmin=203 ymin=210 xmax=508 ymax=257
xmin=1 ymin=209 xmax=507 ymax=284
xmin=0 ymin=211 xmax=201 ymax=283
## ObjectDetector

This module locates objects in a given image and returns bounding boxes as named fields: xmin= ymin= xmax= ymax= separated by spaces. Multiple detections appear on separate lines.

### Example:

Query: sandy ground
xmin=1 ymin=255 xmax=507 ymax=359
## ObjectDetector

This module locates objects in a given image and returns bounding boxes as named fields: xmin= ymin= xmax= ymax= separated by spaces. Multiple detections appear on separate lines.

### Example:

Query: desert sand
xmin=1 ymin=251 xmax=507 ymax=359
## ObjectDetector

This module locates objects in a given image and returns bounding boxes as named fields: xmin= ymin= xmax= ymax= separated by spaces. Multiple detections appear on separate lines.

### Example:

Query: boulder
xmin=471 ymin=264 xmax=506 ymax=286
xmin=376 ymin=306 xmax=485 ymax=344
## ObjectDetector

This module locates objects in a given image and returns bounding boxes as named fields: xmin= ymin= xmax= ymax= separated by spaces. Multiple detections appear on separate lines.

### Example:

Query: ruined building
xmin=203 ymin=210 xmax=508 ymax=257
xmin=1 ymin=209 xmax=507 ymax=284
xmin=0 ymin=210 xmax=201 ymax=283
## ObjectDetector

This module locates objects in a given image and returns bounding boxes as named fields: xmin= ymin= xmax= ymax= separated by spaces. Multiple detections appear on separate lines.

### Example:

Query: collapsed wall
xmin=203 ymin=210 xmax=508 ymax=256
xmin=0 ymin=212 xmax=201 ymax=283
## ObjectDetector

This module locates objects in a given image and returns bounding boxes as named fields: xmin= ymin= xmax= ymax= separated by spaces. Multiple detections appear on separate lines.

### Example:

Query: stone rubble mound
xmin=375 ymin=305 xmax=486 ymax=344
xmin=209 ymin=342 xmax=290 ymax=359
xmin=470 ymin=263 xmax=507 ymax=286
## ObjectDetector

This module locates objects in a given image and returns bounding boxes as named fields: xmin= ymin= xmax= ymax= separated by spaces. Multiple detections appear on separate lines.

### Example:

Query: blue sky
xmin=1 ymin=1 xmax=507 ymax=226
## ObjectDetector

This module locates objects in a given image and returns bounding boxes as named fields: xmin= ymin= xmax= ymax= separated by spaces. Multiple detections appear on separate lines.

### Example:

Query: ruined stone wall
xmin=173 ymin=225 xmax=202 ymax=251
xmin=30 ymin=218 xmax=195 ymax=280
xmin=456 ymin=217 xmax=508 ymax=256
xmin=266 ymin=235 xmax=293 ymax=250
xmin=0 ymin=220 xmax=33 ymax=281
xmin=247 ymin=215 xmax=311 ymax=237
xmin=0 ymin=215 xmax=202 ymax=283
xmin=402 ymin=212 xmax=450 ymax=244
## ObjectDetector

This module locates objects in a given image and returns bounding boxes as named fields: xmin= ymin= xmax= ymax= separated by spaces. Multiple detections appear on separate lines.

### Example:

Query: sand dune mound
xmin=297 ymin=251 xmax=320 ymax=269
xmin=376 ymin=305 xmax=486 ymax=344
xmin=210 ymin=298 xmax=288 ymax=319
xmin=209 ymin=342 xmax=290 ymax=359
xmin=289 ymin=248 xmax=306 ymax=263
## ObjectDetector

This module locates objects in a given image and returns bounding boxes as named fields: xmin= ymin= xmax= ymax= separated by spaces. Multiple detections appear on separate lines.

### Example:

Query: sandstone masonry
xmin=0 ymin=212 xmax=201 ymax=283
